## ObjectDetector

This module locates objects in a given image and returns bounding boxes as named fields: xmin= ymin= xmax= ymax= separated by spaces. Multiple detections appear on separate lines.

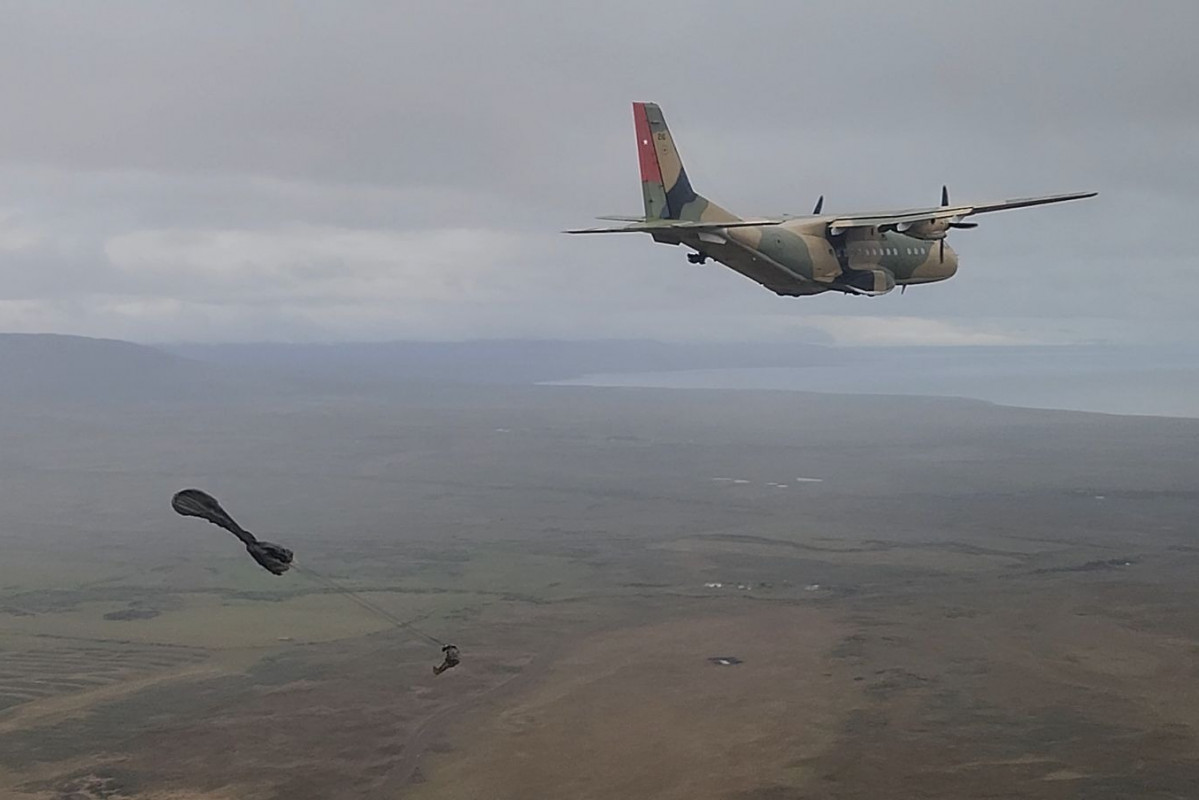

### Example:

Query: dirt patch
xmin=409 ymin=606 xmax=858 ymax=800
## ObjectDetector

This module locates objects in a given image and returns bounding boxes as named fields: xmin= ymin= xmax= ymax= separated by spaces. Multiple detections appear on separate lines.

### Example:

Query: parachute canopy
xmin=172 ymin=488 xmax=293 ymax=575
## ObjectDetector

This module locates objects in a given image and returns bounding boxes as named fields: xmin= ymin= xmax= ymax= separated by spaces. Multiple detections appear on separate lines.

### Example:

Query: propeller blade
xmin=950 ymin=222 xmax=978 ymax=229
xmin=812 ymin=195 xmax=824 ymax=215
xmin=939 ymin=188 xmax=953 ymax=262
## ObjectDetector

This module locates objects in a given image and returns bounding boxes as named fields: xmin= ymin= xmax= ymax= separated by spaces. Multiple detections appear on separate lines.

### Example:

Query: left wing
xmin=826 ymin=191 xmax=1096 ymax=234
xmin=565 ymin=218 xmax=787 ymax=234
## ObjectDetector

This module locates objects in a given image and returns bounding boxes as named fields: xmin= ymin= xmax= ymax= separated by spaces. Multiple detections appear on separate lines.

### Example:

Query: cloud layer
xmin=0 ymin=1 xmax=1195 ymax=344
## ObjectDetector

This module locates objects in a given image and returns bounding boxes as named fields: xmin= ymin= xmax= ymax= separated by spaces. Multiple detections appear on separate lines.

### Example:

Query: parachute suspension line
xmin=290 ymin=563 xmax=446 ymax=648
xmin=294 ymin=564 xmax=404 ymax=627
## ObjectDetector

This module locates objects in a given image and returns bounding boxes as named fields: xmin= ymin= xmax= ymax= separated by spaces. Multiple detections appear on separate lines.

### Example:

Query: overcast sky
xmin=0 ymin=1 xmax=1195 ymax=346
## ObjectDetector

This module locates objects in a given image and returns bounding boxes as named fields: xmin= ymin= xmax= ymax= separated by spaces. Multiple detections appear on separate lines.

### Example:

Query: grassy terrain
xmin=2 ymin=385 xmax=1199 ymax=798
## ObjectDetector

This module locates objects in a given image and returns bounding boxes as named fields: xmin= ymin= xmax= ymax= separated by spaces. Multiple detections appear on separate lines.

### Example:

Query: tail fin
xmin=633 ymin=102 xmax=738 ymax=223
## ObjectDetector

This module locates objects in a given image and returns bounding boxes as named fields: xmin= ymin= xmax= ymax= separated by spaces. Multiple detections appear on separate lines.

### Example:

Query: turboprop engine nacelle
xmin=896 ymin=218 xmax=950 ymax=240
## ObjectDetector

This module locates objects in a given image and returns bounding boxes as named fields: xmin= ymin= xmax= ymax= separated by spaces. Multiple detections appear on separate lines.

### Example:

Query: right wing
xmin=825 ymin=191 xmax=1096 ymax=234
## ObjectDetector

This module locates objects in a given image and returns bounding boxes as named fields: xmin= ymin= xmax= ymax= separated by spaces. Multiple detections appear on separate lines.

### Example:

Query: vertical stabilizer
xmin=633 ymin=102 xmax=737 ymax=223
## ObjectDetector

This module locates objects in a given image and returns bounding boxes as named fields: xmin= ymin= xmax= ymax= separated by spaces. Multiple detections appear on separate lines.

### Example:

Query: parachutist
xmin=172 ymin=489 xmax=293 ymax=576
xmin=433 ymin=644 xmax=460 ymax=675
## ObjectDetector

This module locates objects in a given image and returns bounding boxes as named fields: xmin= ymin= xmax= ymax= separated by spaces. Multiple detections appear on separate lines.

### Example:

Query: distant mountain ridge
xmin=0 ymin=335 xmax=841 ymax=406
xmin=163 ymin=339 xmax=843 ymax=387
xmin=0 ymin=334 xmax=272 ymax=404
xmin=5 ymin=334 xmax=1198 ymax=418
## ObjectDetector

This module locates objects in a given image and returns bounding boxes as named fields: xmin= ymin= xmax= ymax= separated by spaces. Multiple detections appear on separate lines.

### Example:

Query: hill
xmin=0 ymin=334 xmax=280 ymax=405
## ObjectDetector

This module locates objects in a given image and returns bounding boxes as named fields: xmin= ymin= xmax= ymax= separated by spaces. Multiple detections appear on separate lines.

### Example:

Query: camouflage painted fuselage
xmin=636 ymin=101 xmax=956 ymax=297
xmin=668 ymin=222 xmax=958 ymax=297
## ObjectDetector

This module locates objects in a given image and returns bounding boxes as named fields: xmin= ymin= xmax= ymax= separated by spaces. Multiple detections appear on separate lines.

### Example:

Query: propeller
xmin=934 ymin=185 xmax=978 ymax=260
xmin=812 ymin=195 xmax=824 ymax=215
xmin=939 ymin=186 xmax=948 ymax=262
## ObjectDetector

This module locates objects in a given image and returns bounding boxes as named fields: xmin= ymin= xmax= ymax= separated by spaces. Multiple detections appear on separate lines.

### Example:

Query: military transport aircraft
xmin=568 ymin=102 xmax=1096 ymax=297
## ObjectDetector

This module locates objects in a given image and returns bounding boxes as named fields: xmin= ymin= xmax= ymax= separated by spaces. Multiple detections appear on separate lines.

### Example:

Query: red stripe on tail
xmin=632 ymin=102 xmax=662 ymax=184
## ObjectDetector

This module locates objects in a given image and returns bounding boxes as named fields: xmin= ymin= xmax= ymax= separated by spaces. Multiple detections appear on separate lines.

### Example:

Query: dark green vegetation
xmin=1 ymin=336 xmax=1198 ymax=798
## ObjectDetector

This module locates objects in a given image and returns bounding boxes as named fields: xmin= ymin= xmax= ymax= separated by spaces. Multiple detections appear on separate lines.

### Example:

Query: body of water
xmin=548 ymin=346 xmax=1199 ymax=418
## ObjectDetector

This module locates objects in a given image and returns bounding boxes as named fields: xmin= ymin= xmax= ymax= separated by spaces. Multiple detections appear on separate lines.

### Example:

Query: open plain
xmin=2 ymin=348 xmax=1198 ymax=799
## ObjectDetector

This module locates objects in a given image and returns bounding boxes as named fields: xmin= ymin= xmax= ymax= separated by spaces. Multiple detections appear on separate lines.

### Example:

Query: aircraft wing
xmin=826 ymin=191 xmax=1096 ymax=234
xmin=565 ymin=218 xmax=786 ymax=234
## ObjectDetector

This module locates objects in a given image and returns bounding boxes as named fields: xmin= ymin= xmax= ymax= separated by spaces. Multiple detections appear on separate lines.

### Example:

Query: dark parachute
xmin=171 ymin=489 xmax=293 ymax=575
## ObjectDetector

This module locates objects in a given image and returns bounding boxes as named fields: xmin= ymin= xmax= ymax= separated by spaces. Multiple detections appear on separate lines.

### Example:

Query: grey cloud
xmin=0 ymin=1 xmax=1195 ymax=343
